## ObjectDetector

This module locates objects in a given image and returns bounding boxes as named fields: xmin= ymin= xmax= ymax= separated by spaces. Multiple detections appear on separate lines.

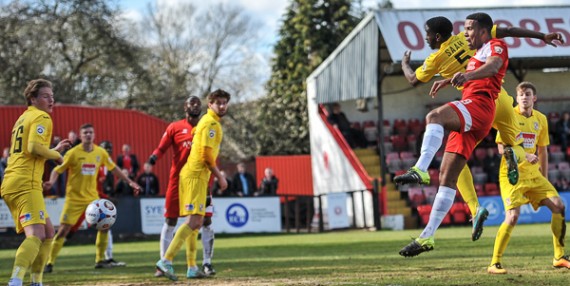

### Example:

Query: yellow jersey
xmin=54 ymin=144 xmax=116 ymax=204
xmin=183 ymin=109 xmax=223 ymax=181
xmin=1 ymin=106 xmax=54 ymax=195
xmin=496 ymin=107 xmax=549 ymax=180
xmin=416 ymin=26 xmax=497 ymax=83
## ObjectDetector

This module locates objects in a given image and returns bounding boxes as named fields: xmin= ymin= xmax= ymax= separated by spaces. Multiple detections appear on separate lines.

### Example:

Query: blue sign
xmin=226 ymin=203 xmax=249 ymax=228
xmin=480 ymin=192 xmax=570 ymax=226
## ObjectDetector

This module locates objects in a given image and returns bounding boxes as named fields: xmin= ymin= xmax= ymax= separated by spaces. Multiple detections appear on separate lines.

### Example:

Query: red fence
xmin=1 ymin=105 xmax=171 ymax=195
xmin=256 ymin=155 xmax=313 ymax=196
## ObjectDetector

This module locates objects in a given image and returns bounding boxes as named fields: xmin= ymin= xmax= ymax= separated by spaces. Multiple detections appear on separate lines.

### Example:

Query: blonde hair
xmin=24 ymin=79 xmax=52 ymax=106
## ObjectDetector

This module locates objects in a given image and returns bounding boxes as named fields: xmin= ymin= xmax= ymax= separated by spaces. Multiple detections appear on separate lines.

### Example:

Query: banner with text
xmin=480 ymin=192 xmax=570 ymax=226
xmin=375 ymin=7 xmax=570 ymax=62
xmin=139 ymin=197 xmax=282 ymax=234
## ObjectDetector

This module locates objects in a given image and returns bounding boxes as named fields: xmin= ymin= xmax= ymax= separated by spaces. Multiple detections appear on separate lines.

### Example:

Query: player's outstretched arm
xmin=496 ymin=26 xmax=564 ymax=47
xmin=401 ymin=50 xmax=420 ymax=86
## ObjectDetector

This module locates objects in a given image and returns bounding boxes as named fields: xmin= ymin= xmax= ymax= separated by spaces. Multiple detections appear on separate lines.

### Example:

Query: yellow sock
xmin=457 ymin=165 xmax=478 ymax=216
xmin=491 ymin=223 xmax=514 ymax=265
xmin=185 ymin=229 xmax=200 ymax=267
xmin=551 ymin=213 xmax=566 ymax=259
xmin=12 ymin=236 xmax=42 ymax=280
xmin=48 ymin=235 xmax=65 ymax=265
xmin=30 ymin=238 xmax=52 ymax=283
xmin=165 ymin=224 xmax=192 ymax=261
xmin=96 ymin=231 xmax=109 ymax=263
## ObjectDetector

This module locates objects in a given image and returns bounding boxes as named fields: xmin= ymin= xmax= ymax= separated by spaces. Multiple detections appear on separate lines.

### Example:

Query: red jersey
xmin=463 ymin=38 xmax=508 ymax=100
xmin=152 ymin=119 xmax=195 ymax=188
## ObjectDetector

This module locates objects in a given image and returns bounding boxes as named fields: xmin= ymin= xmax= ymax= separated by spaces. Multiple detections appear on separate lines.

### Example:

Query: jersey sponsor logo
xmin=182 ymin=141 xmax=192 ymax=149
xmin=182 ymin=128 xmax=188 ymax=134
xmin=81 ymin=163 xmax=97 ymax=175
xmin=521 ymin=132 xmax=536 ymax=149
xmin=36 ymin=125 xmax=45 ymax=135
xmin=209 ymin=130 xmax=215 ymax=138
xmin=19 ymin=213 xmax=32 ymax=223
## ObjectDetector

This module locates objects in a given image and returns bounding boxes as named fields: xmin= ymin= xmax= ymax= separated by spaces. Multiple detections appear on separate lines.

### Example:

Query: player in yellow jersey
xmin=487 ymin=82 xmax=570 ymax=274
xmin=400 ymin=16 xmax=565 ymax=241
xmin=1 ymin=79 xmax=72 ymax=286
xmin=156 ymin=89 xmax=230 ymax=281
xmin=41 ymin=123 xmax=141 ymax=271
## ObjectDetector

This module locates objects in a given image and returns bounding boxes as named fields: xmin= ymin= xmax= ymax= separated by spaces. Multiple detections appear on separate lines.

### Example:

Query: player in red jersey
xmin=147 ymin=96 xmax=216 ymax=276
xmin=396 ymin=12 xmax=509 ymax=257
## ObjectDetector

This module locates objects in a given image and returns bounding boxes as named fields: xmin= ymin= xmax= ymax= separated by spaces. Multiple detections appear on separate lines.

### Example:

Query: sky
xmin=117 ymin=0 xmax=570 ymax=57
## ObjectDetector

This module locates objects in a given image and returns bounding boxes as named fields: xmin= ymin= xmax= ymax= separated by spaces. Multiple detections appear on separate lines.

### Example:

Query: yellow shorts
xmin=493 ymin=88 xmax=523 ymax=146
xmin=2 ymin=189 xmax=49 ymax=234
xmin=60 ymin=200 xmax=90 ymax=225
xmin=179 ymin=177 xmax=208 ymax=216
xmin=500 ymin=175 xmax=559 ymax=210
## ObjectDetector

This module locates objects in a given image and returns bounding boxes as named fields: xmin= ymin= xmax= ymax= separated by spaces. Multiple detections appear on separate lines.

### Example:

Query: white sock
xmin=420 ymin=186 xmax=456 ymax=238
xmin=415 ymin=123 xmax=444 ymax=171
xmin=105 ymin=229 xmax=113 ymax=260
xmin=8 ymin=278 xmax=23 ymax=286
xmin=160 ymin=223 xmax=175 ymax=259
xmin=201 ymin=225 xmax=215 ymax=265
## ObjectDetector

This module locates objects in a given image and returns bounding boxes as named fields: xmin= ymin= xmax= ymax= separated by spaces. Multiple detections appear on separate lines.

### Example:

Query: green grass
xmin=1 ymin=223 xmax=569 ymax=285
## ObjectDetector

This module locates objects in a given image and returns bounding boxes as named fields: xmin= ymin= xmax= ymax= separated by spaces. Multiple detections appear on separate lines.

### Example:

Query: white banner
xmin=139 ymin=197 xmax=282 ymax=234
xmin=211 ymin=197 xmax=281 ymax=233
xmin=0 ymin=198 xmax=81 ymax=228
xmin=375 ymin=7 xmax=570 ymax=62
xmin=139 ymin=198 xmax=186 ymax=235
xmin=327 ymin=192 xmax=350 ymax=229
xmin=307 ymin=80 xmax=368 ymax=195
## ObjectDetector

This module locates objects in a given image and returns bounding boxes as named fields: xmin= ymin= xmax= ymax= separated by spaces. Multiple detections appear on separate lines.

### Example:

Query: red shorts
xmin=445 ymin=94 xmax=495 ymax=159
xmin=164 ymin=176 xmax=180 ymax=219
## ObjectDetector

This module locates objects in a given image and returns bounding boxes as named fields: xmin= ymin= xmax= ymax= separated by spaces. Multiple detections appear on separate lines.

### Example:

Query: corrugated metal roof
xmin=308 ymin=13 xmax=379 ymax=104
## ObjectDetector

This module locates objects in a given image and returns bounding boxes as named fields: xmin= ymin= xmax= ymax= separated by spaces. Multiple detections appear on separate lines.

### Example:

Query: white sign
xmin=0 ymin=198 xmax=72 ymax=228
xmin=327 ymin=192 xmax=350 ymax=229
xmin=139 ymin=197 xmax=282 ymax=234
xmin=139 ymin=198 xmax=185 ymax=235
xmin=211 ymin=197 xmax=281 ymax=233
xmin=374 ymin=7 xmax=570 ymax=62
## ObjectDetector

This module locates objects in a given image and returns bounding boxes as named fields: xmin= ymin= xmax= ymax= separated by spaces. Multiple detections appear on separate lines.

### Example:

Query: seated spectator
xmin=256 ymin=167 xmax=279 ymax=196
xmin=137 ymin=162 xmax=160 ymax=196
xmin=482 ymin=148 xmax=501 ymax=184
xmin=212 ymin=170 xmax=232 ymax=197
xmin=327 ymin=102 xmax=366 ymax=148
xmin=232 ymin=162 xmax=256 ymax=197
xmin=556 ymin=112 xmax=570 ymax=154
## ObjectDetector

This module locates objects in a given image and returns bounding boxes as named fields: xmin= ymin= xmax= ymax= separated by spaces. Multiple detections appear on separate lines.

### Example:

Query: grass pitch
xmin=1 ymin=223 xmax=568 ymax=285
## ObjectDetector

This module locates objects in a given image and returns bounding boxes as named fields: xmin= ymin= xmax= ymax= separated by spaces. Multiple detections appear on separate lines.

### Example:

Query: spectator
xmin=137 ymin=162 xmax=160 ymax=196
xmin=232 ymin=162 xmax=256 ymax=197
xmin=115 ymin=169 xmax=134 ymax=196
xmin=256 ymin=167 xmax=279 ymax=196
xmin=482 ymin=148 xmax=501 ymax=184
xmin=327 ymin=102 xmax=366 ymax=148
xmin=99 ymin=141 xmax=115 ymax=196
xmin=47 ymin=136 xmax=66 ymax=197
xmin=212 ymin=170 xmax=232 ymax=197
xmin=117 ymin=144 xmax=140 ymax=180
xmin=67 ymin=130 xmax=81 ymax=147
xmin=556 ymin=112 xmax=570 ymax=153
